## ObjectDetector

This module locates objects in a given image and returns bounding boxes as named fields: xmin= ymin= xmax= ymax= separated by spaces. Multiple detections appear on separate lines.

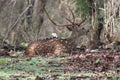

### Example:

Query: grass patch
xmin=0 ymin=56 xmax=119 ymax=80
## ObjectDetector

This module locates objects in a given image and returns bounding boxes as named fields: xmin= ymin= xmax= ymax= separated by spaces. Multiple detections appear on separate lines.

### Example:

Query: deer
xmin=25 ymin=7 xmax=89 ymax=56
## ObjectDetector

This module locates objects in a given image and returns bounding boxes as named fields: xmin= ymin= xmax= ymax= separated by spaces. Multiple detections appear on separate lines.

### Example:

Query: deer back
xmin=25 ymin=37 xmax=70 ymax=56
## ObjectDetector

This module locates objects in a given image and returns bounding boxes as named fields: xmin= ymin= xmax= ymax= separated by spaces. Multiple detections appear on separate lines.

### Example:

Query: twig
xmin=2 ymin=5 xmax=32 ymax=44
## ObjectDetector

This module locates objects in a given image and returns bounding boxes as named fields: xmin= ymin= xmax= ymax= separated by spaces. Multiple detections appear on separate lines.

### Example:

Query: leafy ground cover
xmin=0 ymin=50 xmax=120 ymax=80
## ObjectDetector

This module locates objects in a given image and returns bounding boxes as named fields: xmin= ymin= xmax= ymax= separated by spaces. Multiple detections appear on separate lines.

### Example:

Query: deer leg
xmin=54 ymin=44 xmax=68 ymax=56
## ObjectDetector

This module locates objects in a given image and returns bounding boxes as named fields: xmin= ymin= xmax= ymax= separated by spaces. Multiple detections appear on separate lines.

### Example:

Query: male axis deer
xmin=25 ymin=7 xmax=89 ymax=56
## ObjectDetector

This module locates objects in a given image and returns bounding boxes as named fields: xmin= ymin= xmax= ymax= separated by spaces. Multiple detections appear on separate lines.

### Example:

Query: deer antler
xmin=44 ymin=7 xmax=72 ymax=27
xmin=77 ymin=18 xmax=86 ymax=26
xmin=64 ymin=6 xmax=75 ymax=24
xmin=64 ymin=6 xmax=86 ymax=27
xmin=44 ymin=7 xmax=86 ymax=28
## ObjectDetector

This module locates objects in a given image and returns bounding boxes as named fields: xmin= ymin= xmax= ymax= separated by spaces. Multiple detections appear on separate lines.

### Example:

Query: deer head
xmin=44 ymin=7 xmax=89 ymax=36
xmin=44 ymin=7 xmax=89 ymax=47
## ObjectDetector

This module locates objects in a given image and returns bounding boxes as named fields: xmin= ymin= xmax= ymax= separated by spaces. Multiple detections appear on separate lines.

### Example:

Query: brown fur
xmin=25 ymin=38 xmax=71 ymax=56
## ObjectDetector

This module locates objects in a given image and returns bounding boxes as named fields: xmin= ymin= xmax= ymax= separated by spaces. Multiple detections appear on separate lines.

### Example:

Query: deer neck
xmin=65 ymin=32 xmax=78 ymax=49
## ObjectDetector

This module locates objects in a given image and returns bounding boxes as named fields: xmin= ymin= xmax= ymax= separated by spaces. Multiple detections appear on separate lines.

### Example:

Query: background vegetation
xmin=0 ymin=0 xmax=120 ymax=48
xmin=0 ymin=0 xmax=120 ymax=79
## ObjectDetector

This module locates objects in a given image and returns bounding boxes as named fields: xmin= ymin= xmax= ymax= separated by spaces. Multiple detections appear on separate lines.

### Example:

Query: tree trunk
xmin=32 ymin=0 xmax=47 ymax=39
xmin=87 ymin=1 xmax=104 ymax=50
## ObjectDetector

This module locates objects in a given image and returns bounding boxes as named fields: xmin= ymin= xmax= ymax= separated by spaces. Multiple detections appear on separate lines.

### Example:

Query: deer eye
xmin=81 ymin=28 xmax=85 ymax=30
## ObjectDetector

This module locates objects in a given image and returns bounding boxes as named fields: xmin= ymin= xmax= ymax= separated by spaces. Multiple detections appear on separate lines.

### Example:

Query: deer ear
xmin=66 ymin=26 xmax=73 ymax=31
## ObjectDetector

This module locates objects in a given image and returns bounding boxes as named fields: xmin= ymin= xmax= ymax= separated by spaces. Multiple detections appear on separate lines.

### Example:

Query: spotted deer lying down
xmin=25 ymin=8 xmax=89 ymax=56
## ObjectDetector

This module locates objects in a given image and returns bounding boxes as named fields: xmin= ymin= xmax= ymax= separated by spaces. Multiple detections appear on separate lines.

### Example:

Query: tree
xmin=32 ymin=0 xmax=47 ymax=39
xmin=0 ymin=0 xmax=47 ymax=49
xmin=76 ymin=0 xmax=104 ymax=49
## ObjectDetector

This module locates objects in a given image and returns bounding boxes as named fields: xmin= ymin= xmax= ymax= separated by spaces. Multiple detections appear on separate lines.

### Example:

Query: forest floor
xmin=0 ymin=50 xmax=120 ymax=80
